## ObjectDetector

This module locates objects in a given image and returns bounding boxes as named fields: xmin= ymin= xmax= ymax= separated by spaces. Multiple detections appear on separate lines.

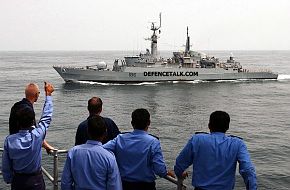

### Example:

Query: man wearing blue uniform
xmin=75 ymin=96 xmax=120 ymax=145
xmin=2 ymin=82 xmax=54 ymax=190
xmin=61 ymin=115 xmax=122 ymax=190
xmin=104 ymin=108 xmax=174 ymax=190
xmin=174 ymin=111 xmax=257 ymax=190
xmin=9 ymin=83 xmax=55 ymax=153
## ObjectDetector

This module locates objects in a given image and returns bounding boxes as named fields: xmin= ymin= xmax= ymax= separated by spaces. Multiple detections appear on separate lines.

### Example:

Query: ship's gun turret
xmin=96 ymin=61 xmax=107 ymax=70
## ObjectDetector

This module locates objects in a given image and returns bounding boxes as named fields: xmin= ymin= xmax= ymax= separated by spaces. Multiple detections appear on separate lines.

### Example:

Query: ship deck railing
xmin=0 ymin=148 xmax=187 ymax=190
xmin=240 ymin=68 xmax=274 ymax=73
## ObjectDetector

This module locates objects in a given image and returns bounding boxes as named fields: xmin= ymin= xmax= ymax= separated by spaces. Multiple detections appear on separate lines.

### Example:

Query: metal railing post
xmin=177 ymin=177 xmax=186 ymax=190
xmin=163 ymin=175 xmax=187 ymax=189
xmin=52 ymin=150 xmax=59 ymax=190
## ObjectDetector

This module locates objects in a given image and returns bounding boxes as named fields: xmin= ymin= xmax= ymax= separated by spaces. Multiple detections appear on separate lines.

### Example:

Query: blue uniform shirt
xmin=61 ymin=140 xmax=122 ymax=190
xmin=103 ymin=129 xmax=168 ymax=182
xmin=2 ymin=96 xmax=53 ymax=183
xmin=174 ymin=132 xmax=257 ymax=190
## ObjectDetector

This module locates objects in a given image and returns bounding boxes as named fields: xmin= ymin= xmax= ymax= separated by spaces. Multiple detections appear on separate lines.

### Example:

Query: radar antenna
xmin=147 ymin=13 xmax=162 ymax=59
xmin=185 ymin=26 xmax=191 ymax=55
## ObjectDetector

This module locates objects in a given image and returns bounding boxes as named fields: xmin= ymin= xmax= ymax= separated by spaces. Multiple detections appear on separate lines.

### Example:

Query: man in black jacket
xmin=75 ymin=97 xmax=120 ymax=145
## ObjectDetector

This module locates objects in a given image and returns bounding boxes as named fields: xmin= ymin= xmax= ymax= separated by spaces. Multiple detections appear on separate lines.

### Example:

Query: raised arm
xmin=35 ymin=82 xmax=54 ymax=136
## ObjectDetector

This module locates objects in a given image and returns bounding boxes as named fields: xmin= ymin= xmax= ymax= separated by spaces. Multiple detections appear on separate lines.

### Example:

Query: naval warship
xmin=53 ymin=14 xmax=278 ymax=83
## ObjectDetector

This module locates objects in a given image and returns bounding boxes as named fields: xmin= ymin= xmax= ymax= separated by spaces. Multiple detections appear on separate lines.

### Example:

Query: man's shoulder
xmin=72 ymin=144 xmax=115 ymax=158
xmin=101 ymin=147 xmax=117 ymax=158
xmin=195 ymin=131 xmax=209 ymax=135
xmin=228 ymin=135 xmax=243 ymax=140
xmin=117 ymin=131 xmax=130 ymax=138
xmin=5 ymin=133 xmax=16 ymax=141
xmin=102 ymin=117 xmax=116 ymax=125
xmin=11 ymin=99 xmax=32 ymax=111
xmin=193 ymin=132 xmax=209 ymax=138
xmin=227 ymin=134 xmax=243 ymax=141
xmin=78 ymin=119 xmax=88 ymax=128
xmin=13 ymin=98 xmax=32 ymax=107
xmin=68 ymin=144 xmax=83 ymax=155
xmin=143 ymin=133 xmax=160 ymax=143
xmin=148 ymin=134 xmax=159 ymax=140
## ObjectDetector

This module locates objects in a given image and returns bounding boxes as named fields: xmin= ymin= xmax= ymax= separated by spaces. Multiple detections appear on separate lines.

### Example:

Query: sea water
xmin=0 ymin=51 xmax=289 ymax=189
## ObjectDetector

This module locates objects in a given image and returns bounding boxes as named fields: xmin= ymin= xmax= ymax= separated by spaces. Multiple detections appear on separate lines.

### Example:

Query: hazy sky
xmin=0 ymin=0 xmax=289 ymax=51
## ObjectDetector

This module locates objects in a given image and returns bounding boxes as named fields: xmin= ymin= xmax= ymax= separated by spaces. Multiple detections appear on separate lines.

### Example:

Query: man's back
xmin=103 ymin=129 xmax=167 ymax=182
xmin=175 ymin=132 xmax=256 ymax=190
xmin=61 ymin=140 xmax=121 ymax=190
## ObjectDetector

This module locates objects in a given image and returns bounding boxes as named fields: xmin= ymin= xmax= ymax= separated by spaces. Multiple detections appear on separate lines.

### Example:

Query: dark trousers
xmin=122 ymin=180 xmax=156 ymax=190
xmin=11 ymin=171 xmax=45 ymax=190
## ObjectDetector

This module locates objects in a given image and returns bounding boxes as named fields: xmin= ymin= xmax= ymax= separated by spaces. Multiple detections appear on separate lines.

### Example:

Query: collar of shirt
xmin=22 ymin=98 xmax=33 ymax=107
xmin=86 ymin=140 xmax=102 ymax=146
xmin=87 ymin=114 xmax=102 ymax=120
xmin=132 ymin=129 xmax=148 ymax=135
xmin=18 ymin=126 xmax=35 ymax=133
xmin=210 ymin=132 xmax=226 ymax=137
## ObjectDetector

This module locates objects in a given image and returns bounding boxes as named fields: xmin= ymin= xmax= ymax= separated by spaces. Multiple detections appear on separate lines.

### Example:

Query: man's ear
xmin=147 ymin=119 xmax=151 ymax=127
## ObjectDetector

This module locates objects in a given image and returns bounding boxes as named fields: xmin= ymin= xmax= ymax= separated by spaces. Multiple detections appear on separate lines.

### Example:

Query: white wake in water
xmin=278 ymin=74 xmax=290 ymax=80
xmin=77 ymin=81 xmax=160 ymax=86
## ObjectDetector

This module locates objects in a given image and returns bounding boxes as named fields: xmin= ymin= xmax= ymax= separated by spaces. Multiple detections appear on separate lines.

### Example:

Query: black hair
xmin=87 ymin=97 xmax=102 ymax=115
xmin=17 ymin=106 xmax=35 ymax=129
xmin=131 ymin=108 xmax=150 ymax=130
xmin=87 ymin=115 xmax=107 ymax=140
xmin=209 ymin=111 xmax=230 ymax=133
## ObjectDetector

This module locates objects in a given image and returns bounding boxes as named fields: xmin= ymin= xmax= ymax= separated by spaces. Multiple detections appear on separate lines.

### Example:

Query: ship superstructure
xmin=124 ymin=13 xmax=164 ymax=66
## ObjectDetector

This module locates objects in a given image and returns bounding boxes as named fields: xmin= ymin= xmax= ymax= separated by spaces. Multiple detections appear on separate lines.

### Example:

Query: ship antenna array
xmin=150 ymin=13 xmax=162 ymax=32
xmin=185 ymin=26 xmax=191 ymax=53
xmin=145 ymin=13 xmax=162 ymax=58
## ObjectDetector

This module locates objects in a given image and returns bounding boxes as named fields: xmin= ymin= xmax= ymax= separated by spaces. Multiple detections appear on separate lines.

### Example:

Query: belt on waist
xmin=122 ymin=180 xmax=156 ymax=190
xmin=14 ymin=170 xmax=42 ymax=176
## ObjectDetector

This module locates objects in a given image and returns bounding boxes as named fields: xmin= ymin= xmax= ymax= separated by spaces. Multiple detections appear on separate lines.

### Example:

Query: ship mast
xmin=185 ymin=26 xmax=190 ymax=56
xmin=148 ymin=13 xmax=161 ymax=59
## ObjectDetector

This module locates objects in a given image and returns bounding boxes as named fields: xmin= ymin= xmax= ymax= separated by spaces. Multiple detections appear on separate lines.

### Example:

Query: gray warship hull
xmin=53 ymin=66 xmax=278 ymax=83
